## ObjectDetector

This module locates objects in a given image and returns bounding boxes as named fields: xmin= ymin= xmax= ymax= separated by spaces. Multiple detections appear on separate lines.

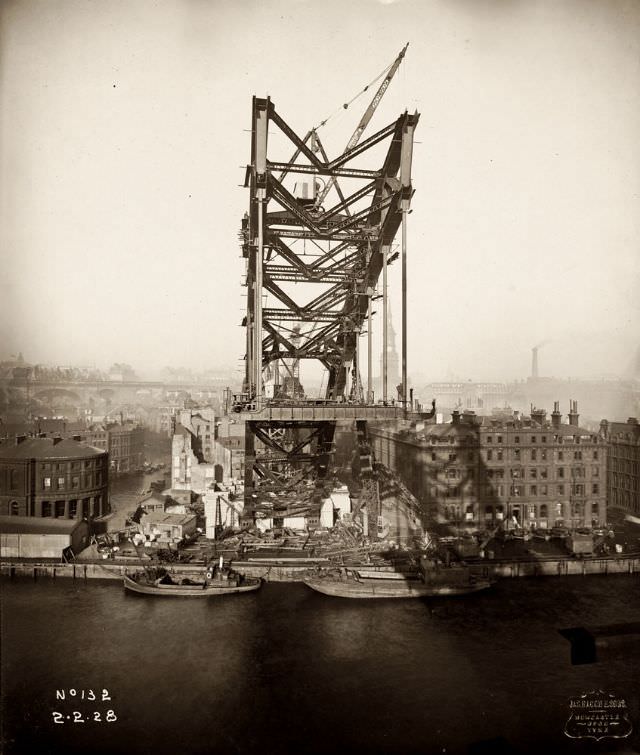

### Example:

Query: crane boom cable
xmin=312 ymin=60 xmax=394 ymax=132
xmin=312 ymin=48 xmax=403 ymax=131
xmin=314 ymin=43 xmax=409 ymax=209
xmin=277 ymin=46 xmax=405 ymax=183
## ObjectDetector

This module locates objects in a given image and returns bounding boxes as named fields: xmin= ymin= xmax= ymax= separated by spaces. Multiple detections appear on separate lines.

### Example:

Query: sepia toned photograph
xmin=1 ymin=1 xmax=639 ymax=753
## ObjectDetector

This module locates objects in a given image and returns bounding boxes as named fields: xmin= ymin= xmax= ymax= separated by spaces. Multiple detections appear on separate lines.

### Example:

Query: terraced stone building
xmin=370 ymin=402 xmax=606 ymax=532
xmin=600 ymin=417 xmax=640 ymax=517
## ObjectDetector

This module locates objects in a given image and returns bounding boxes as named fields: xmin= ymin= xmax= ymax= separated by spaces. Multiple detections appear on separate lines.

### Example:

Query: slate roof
xmin=0 ymin=437 xmax=105 ymax=460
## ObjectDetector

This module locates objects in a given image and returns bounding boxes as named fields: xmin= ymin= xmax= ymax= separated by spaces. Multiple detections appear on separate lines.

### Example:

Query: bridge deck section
xmin=233 ymin=403 xmax=406 ymax=423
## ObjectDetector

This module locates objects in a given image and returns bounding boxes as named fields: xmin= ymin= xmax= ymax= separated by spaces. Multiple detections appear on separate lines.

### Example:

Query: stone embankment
xmin=2 ymin=552 xmax=639 ymax=583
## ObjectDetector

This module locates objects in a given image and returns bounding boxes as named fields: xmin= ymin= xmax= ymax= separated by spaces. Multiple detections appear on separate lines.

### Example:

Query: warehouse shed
xmin=0 ymin=516 xmax=90 ymax=559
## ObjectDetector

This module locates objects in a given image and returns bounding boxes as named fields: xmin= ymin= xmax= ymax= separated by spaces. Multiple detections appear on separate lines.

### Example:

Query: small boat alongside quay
xmin=304 ymin=561 xmax=493 ymax=599
xmin=124 ymin=559 xmax=261 ymax=597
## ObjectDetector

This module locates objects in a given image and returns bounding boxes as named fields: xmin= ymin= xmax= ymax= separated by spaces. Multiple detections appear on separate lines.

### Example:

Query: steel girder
xmin=243 ymin=420 xmax=336 ymax=515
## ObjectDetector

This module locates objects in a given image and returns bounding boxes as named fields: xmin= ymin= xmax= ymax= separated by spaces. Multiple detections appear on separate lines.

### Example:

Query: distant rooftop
xmin=0 ymin=437 xmax=106 ymax=460
xmin=140 ymin=512 xmax=195 ymax=526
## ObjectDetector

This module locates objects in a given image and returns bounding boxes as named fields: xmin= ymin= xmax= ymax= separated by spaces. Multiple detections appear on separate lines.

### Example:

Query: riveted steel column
xmin=382 ymin=247 xmax=388 ymax=402
xmin=252 ymin=97 xmax=269 ymax=405
xmin=399 ymin=111 xmax=418 ymax=414
xmin=367 ymin=292 xmax=372 ymax=402
xmin=401 ymin=208 xmax=407 ymax=408
xmin=255 ymin=191 xmax=264 ymax=403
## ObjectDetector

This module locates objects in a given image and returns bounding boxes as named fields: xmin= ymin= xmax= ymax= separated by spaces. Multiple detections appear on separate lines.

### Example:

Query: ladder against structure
xmin=236 ymin=94 xmax=420 ymax=526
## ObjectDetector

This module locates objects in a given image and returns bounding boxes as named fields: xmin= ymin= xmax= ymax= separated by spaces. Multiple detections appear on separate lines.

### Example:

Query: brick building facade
xmin=104 ymin=423 xmax=144 ymax=474
xmin=370 ymin=403 xmax=606 ymax=532
xmin=600 ymin=417 xmax=640 ymax=516
xmin=1 ymin=420 xmax=144 ymax=476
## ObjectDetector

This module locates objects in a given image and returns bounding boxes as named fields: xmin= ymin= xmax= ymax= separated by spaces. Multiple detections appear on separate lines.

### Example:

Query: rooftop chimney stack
xmin=551 ymin=401 xmax=562 ymax=429
xmin=531 ymin=407 xmax=547 ymax=425
xmin=568 ymin=400 xmax=579 ymax=427
xmin=531 ymin=347 xmax=539 ymax=379
xmin=451 ymin=410 xmax=460 ymax=425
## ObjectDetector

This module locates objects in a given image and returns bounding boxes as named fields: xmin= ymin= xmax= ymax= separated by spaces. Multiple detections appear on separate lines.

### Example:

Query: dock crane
xmin=313 ymin=42 xmax=409 ymax=211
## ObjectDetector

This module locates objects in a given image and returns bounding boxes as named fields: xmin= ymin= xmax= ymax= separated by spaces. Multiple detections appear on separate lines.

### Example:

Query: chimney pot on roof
xmin=531 ymin=407 xmax=547 ymax=425
xmin=568 ymin=400 xmax=579 ymax=427
xmin=451 ymin=410 xmax=460 ymax=425
xmin=16 ymin=435 xmax=27 ymax=445
xmin=53 ymin=436 xmax=63 ymax=445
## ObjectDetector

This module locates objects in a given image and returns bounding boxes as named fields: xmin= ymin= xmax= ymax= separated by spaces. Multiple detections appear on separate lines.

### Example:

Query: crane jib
xmin=314 ymin=45 xmax=408 ymax=210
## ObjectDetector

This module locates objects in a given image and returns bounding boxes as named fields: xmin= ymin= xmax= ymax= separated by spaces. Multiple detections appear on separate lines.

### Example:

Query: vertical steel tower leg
xmin=383 ymin=246 xmax=388 ymax=403
xmin=367 ymin=293 xmax=372 ymax=403
xmin=401 ymin=207 xmax=407 ymax=408
xmin=255 ymin=191 xmax=264 ymax=404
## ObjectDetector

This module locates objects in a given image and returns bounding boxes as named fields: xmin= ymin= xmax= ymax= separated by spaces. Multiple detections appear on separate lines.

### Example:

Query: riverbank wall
xmin=2 ymin=552 xmax=640 ymax=583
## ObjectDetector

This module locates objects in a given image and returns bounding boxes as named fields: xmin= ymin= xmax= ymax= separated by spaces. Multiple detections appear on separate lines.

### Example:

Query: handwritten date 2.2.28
xmin=52 ymin=710 xmax=117 ymax=724
xmin=52 ymin=689 xmax=117 ymax=724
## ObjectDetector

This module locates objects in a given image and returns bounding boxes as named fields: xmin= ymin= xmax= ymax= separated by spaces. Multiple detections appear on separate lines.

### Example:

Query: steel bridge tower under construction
xmin=233 ymin=88 xmax=421 ymax=529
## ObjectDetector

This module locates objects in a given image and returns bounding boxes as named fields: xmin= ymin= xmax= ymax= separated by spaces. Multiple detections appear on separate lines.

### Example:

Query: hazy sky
xmin=1 ymin=0 xmax=638 ymax=382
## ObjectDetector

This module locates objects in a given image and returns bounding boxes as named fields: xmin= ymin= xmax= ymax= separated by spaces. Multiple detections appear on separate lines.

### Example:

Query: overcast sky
xmin=1 ymin=0 xmax=638 ymax=382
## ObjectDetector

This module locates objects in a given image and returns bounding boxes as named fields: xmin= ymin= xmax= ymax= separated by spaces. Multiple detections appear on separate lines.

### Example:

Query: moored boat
xmin=304 ymin=561 xmax=492 ymax=599
xmin=124 ymin=559 xmax=261 ymax=597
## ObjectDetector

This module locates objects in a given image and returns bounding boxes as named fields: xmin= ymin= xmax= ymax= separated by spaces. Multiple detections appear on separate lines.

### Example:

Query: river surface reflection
xmin=1 ymin=574 xmax=639 ymax=754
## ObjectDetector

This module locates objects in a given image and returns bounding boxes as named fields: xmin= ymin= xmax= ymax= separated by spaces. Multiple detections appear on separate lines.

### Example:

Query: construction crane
xmin=313 ymin=42 xmax=409 ymax=211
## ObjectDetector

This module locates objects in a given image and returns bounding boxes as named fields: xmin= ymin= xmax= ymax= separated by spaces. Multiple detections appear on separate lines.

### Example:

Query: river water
xmin=2 ymin=573 xmax=639 ymax=755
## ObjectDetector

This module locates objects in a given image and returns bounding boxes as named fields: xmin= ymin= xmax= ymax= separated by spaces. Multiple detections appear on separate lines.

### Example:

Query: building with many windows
xmin=1 ymin=420 xmax=144 ymax=476
xmin=70 ymin=422 xmax=144 ymax=475
xmin=370 ymin=402 xmax=606 ymax=532
xmin=0 ymin=437 xmax=109 ymax=519
xmin=600 ymin=417 xmax=640 ymax=516
xmin=103 ymin=422 xmax=144 ymax=474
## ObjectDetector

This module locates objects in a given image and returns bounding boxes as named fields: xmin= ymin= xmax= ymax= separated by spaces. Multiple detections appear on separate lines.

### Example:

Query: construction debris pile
xmin=206 ymin=464 xmax=431 ymax=566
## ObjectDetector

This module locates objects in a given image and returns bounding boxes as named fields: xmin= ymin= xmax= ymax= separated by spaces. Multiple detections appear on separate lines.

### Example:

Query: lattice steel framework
xmin=238 ymin=97 xmax=419 ymax=521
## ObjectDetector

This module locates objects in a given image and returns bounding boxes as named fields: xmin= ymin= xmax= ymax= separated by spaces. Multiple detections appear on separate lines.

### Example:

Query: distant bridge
xmin=1 ymin=377 xmax=229 ymax=407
